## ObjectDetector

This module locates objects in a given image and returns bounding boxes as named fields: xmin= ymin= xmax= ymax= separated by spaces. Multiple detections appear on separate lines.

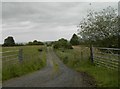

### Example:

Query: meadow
xmin=2 ymin=45 xmax=46 ymax=81
xmin=55 ymin=45 xmax=119 ymax=87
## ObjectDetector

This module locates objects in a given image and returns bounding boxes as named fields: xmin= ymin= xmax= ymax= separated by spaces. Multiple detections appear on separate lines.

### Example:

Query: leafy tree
xmin=53 ymin=38 xmax=73 ymax=49
xmin=3 ymin=36 xmax=15 ymax=46
xmin=78 ymin=6 xmax=118 ymax=47
xmin=70 ymin=34 xmax=79 ymax=45
xmin=33 ymin=40 xmax=37 ymax=43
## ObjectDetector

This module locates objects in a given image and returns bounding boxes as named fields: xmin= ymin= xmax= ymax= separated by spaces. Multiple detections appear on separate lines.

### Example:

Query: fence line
xmin=90 ymin=46 xmax=119 ymax=70
xmin=1 ymin=49 xmax=23 ymax=64
xmin=3 ymin=57 xmax=18 ymax=62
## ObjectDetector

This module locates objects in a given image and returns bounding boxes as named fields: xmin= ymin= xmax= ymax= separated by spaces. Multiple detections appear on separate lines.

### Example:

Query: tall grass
xmin=2 ymin=45 xmax=46 ymax=81
xmin=55 ymin=46 xmax=119 ymax=87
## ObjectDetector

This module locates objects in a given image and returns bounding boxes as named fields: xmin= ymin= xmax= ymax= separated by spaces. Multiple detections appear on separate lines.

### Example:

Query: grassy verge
xmin=2 ymin=45 xmax=46 ymax=81
xmin=0 ymin=46 xmax=2 ymax=83
xmin=54 ymin=46 xmax=119 ymax=87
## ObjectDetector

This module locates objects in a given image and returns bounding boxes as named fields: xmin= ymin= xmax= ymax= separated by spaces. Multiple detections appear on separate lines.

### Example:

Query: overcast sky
xmin=1 ymin=2 xmax=118 ymax=43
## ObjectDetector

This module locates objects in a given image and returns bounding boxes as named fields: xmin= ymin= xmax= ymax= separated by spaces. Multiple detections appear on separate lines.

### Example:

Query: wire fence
xmin=79 ymin=46 xmax=90 ymax=60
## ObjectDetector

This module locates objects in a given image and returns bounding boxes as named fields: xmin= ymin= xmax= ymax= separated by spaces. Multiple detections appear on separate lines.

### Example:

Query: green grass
xmin=55 ymin=46 xmax=119 ymax=87
xmin=53 ymin=60 xmax=59 ymax=73
xmin=2 ymin=45 xmax=47 ymax=81
xmin=75 ymin=60 xmax=118 ymax=87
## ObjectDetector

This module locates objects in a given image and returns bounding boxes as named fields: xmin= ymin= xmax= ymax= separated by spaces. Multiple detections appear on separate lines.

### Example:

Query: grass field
xmin=2 ymin=45 xmax=47 ymax=81
xmin=55 ymin=46 xmax=119 ymax=87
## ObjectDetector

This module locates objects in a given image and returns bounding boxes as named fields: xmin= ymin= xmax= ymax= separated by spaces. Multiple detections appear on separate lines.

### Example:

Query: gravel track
xmin=3 ymin=47 xmax=95 ymax=87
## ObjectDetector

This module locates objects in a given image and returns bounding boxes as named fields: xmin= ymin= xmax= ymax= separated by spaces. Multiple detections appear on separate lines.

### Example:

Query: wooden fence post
xmin=90 ymin=45 xmax=94 ymax=63
xmin=18 ymin=48 xmax=23 ymax=63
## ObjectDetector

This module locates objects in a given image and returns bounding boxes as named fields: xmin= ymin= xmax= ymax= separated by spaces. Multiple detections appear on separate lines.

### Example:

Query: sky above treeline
xmin=0 ymin=1 xmax=118 ymax=43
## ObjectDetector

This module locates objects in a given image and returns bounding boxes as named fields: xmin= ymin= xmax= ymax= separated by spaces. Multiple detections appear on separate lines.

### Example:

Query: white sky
xmin=0 ymin=1 xmax=119 ymax=44
xmin=1 ymin=0 xmax=120 ymax=2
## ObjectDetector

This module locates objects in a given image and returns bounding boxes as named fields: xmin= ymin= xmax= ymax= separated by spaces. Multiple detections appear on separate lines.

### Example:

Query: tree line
xmin=53 ymin=34 xmax=79 ymax=49
xmin=2 ymin=36 xmax=44 ymax=47
xmin=2 ymin=6 xmax=118 ymax=48
xmin=2 ymin=33 xmax=80 ymax=49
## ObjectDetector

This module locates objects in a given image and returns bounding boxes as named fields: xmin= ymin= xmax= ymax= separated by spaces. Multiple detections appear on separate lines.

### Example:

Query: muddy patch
xmin=80 ymin=71 xmax=97 ymax=87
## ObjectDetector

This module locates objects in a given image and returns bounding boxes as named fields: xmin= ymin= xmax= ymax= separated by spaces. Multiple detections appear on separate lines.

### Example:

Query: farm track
xmin=3 ymin=47 xmax=95 ymax=87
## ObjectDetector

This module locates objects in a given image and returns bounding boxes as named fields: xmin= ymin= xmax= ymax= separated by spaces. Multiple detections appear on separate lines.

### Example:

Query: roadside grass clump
xmin=2 ymin=45 xmax=46 ymax=81
xmin=55 ymin=45 xmax=119 ymax=87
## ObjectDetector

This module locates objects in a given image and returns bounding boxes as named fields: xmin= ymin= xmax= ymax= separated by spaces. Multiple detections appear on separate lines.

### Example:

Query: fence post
xmin=18 ymin=48 xmax=23 ymax=63
xmin=90 ymin=45 xmax=94 ymax=63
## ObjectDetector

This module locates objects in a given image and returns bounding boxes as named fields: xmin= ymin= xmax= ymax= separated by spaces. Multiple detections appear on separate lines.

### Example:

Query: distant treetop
xmin=3 ymin=36 xmax=15 ymax=46
xmin=70 ymin=34 xmax=79 ymax=46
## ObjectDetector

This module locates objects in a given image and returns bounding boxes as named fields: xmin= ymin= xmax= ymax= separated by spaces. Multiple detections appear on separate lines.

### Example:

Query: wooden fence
xmin=90 ymin=46 xmax=119 ymax=70
xmin=0 ymin=49 xmax=23 ymax=65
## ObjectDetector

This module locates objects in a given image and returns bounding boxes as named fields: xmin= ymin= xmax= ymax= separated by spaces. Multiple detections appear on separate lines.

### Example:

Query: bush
xmin=38 ymin=48 xmax=43 ymax=52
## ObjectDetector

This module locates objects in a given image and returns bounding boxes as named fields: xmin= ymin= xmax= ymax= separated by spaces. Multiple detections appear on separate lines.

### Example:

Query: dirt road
xmin=3 ymin=47 xmax=95 ymax=87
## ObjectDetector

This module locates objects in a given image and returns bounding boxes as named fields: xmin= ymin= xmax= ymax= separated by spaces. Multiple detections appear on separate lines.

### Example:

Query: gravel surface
xmin=3 ymin=47 xmax=95 ymax=87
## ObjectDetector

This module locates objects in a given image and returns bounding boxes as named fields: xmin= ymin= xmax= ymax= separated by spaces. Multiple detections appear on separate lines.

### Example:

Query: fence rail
xmin=1 ymin=50 xmax=19 ymax=54
xmin=95 ymin=47 xmax=120 ymax=51
xmin=2 ymin=54 xmax=18 ymax=59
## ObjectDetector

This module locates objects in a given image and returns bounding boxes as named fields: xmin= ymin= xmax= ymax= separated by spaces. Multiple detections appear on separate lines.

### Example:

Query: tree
xmin=3 ymin=36 xmax=15 ymax=46
xmin=33 ymin=40 xmax=37 ymax=43
xmin=53 ymin=38 xmax=73 ymax=49
xmin=70 ymin=34 xmax=79 ymax=45
xmin=78 ymin=6 xmax=118 ymax=47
